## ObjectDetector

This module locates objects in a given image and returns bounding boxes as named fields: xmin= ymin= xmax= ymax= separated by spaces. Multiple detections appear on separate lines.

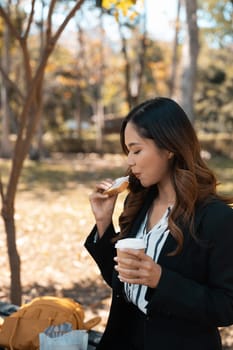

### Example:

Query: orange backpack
xmin=0 ymin=296 xmax=101 ymax=350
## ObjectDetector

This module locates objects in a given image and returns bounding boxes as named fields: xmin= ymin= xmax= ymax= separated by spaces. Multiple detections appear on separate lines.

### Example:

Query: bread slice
xmin=103 ymin=176 xmax=129 ymax=196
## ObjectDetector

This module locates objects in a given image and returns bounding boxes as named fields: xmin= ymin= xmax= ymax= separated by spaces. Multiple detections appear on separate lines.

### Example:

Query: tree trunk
xmin=120 ymin=29 xmax=132 ymax=110
xmin=180 ymin=0 xmax=199 ymax=122
xmin=0 ymin=19 xmax=12 ymax=158
xmin=95 ymin=100 xmax=104 ymax=155
xmin=75 ymin=87 xmax=82 ymax=141
xmin=29 ymin=1 xmax=45 ymax=161
xmin=75 ymin=20 xmax=85 ymax=142
xmin=95 ymin=12 xmax=105 ymax=155
xmin=1 ymin=200 xmax=21 ymax=305
xmin=133 ymin=11 xmax=147 ymax=108
xmin=118 ymin=12 xmax=147 ymax=111
xmin=1 ymin=79 xmax=12 ymax=158
xmin=169 ymin=0 xmax=181 ymax=98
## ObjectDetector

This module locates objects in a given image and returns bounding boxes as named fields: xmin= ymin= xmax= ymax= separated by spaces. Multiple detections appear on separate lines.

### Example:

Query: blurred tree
xmin=142 ymin=39 xmax=171 ymax=99
xmin=0 ymin=0 xmax=85 ymax=305
xmin=195 ymin=47 xmax=233 ymax=134
xmin=118 ymin=15 xmax=147 ymax=109
xmin=93 ymin=11 xmax=105 ymax=154
xmin=169 ymin=0 xmax=181 ymax=98
xmin=194 ymin=0 xmax=233 ymax=138
xmin=96 ymin=0 xmax=144 ymax=110
xmin=180 ymin=0 xmax=199 ymax=122
xmin=198 ymin=0 xmax=233 ymax=48
xmin=74 ymin=14 xmax=86 ymax=143
xmin=29 ymin=0 xmax=46 ymax=161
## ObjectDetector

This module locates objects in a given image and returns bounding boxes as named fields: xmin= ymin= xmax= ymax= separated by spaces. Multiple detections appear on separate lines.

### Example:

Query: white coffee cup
xmin=115 ymin=238 xmax=146 ymax=268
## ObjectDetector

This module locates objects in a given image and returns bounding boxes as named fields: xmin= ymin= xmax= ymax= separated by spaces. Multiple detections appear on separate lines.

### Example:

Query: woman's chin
xmin=140 ymin=179 xmax=156 ymax=188
xmin=139 ymin=180 xmax=149 ymax=188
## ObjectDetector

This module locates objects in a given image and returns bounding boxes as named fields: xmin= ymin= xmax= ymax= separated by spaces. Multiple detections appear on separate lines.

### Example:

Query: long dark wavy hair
xmin=118 ymin=97 xmax=233 ymax=255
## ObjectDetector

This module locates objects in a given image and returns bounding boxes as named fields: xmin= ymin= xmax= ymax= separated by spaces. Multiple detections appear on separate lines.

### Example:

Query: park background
xmin=0 ymin=0 xmax=233 ymax=347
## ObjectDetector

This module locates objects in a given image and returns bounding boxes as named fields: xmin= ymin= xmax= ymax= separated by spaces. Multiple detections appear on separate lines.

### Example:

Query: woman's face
xmin=124 ymin=122 xmax=172 ymax=188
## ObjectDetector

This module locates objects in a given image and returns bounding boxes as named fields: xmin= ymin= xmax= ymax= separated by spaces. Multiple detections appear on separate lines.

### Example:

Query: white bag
xmin=39 ymin=326 xmax=88 ymax=350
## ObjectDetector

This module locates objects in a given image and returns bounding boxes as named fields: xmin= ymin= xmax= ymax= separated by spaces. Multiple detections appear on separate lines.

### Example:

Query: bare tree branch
xmin=46 ymin=0 xmax=57 ymax=43
xmin=0 ymin=4 xmax=20 ymax=40
xmin=0 ymin=65 xmax=24 ymax=100
xmin=23 ymin=0 xmax=36 ymax=39
xmin=19 ymin=39 xmax=33 ymax=85
xmin=9 ymin=0 xmax=86 ymax=166
xmin=52 ymin=0 xmax=85 ymax=45
xmin=0 ymin=3 xmax=32 ymax=84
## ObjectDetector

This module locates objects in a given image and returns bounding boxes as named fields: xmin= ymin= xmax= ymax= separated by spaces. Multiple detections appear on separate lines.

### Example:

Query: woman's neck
xmin=156 ymin=184 xmax=176 ymax=207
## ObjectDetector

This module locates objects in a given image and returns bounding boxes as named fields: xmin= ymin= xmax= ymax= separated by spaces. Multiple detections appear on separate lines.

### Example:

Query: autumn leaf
xmin=102 ymin=0 xmax=138 ymax=18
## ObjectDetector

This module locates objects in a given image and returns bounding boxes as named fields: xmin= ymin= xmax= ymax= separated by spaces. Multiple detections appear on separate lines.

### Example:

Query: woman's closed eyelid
xmin=128 ymin=148 xmax=141 ymax=154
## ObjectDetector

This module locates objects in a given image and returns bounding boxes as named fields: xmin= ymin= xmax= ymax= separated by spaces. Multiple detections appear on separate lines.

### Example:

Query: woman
xmin=85 ymin=97 xmax=233 ymax=350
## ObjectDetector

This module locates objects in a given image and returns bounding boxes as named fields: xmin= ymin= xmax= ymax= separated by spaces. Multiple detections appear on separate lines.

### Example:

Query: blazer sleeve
xmin=146 ymin=201 xmax=233 ymax=327
xmin=84 ymin=222 xmax=118 ymax=287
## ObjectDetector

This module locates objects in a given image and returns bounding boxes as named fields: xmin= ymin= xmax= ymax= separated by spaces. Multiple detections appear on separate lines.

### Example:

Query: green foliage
xmin=198 ymin=0 xmax=233 ymax=47
xmin=195 ymin=47 xmax=233 ymax=137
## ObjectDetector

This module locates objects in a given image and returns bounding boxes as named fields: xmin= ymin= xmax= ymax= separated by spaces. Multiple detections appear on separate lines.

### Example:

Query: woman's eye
xmin=133 ymin=150 xmax=141 ymax=154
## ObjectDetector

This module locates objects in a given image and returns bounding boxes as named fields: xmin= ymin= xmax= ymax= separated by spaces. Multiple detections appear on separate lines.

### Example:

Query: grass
xmin=1 ymin=152 xmax=232 ymax=195
xmin=0 ymin=152 xmax=232 ymax=237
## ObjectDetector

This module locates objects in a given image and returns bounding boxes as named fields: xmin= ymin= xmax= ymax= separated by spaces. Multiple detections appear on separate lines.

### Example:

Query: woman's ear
xmin=168 ymin=151 xmax=174 ymax=159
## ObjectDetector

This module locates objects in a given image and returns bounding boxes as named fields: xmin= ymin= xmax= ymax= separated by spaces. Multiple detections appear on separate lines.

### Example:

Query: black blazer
xmin=85 ymin=192 xmax=233 ymax=350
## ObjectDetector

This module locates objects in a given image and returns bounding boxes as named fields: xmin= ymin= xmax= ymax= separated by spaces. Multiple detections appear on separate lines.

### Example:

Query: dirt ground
xmin=0 ymin=153 xmax=127 ymax=333
xmin=0 ymin=153 xmax=233 ymax=348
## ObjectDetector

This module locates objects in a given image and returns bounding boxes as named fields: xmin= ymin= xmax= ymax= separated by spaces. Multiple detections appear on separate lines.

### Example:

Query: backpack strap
xmin=8 ymin=317 xmax=19 ymax=350
xmin=83 ymin=316 xmax=101 ymax=330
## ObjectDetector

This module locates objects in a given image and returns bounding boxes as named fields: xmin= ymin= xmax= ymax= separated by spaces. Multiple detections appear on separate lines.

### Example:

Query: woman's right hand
xmin=89 ymin=179 xmax=118 ymax=237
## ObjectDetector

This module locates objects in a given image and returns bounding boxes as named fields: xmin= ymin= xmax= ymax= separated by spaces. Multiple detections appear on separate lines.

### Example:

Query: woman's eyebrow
xmin=127 ymin=142 xmax=141 ymax=148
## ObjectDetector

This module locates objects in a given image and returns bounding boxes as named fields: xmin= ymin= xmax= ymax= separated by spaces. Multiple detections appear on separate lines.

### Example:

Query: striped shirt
xmin=124 ymin=207 xmax=171 ymax=314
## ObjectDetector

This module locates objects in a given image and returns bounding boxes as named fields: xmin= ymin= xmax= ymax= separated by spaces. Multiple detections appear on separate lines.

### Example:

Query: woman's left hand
xmin=114 ymin=249 xmax=162 ymax=288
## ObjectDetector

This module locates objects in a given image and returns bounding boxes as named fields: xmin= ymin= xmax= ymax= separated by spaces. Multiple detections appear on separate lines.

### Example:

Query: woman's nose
xmin=127 ymin=153 xmax=136 ymax=167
